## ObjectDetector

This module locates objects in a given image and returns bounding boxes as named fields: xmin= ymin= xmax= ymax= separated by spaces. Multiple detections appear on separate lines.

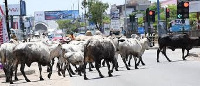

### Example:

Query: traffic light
xmin=183 ymin=2 xmax=189 ymax=18
xmin=149 ymin=10 xmax=155 ymax=22
xmin=177 ymin=1 xmax=183 ymax=19
xmin=129 ymin=15 xmax=135 ymax=22
xmin=177 ymin=1 xmax=189 ymax=19
xmin=166 ymin=8 xmax=170 ymax=18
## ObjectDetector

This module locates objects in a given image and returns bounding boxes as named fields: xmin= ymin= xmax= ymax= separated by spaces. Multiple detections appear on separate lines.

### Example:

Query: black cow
xmin=83 ymin=38 xmax=117 ymax=80
xmin=157 ymin=34 xmax=200 ymax=62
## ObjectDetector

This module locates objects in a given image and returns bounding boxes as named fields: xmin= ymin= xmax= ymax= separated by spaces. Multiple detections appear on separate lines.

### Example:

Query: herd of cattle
xmin=0 ymin=32 xmax=200 ymax=84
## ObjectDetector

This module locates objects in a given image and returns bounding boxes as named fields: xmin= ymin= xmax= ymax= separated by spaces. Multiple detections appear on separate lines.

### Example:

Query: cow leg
xmin=162 ymin=47 xmax=171 ymax=62
xmin=57 ymin=62 xmax=62 ymax=76
xmin=182 ymin=49 xmax=186 ymax=60
xmin=56 ymin=57 xmax=62 ymax=76
xmin=137 ymin=56 xmax=145 ymax=66
xmin=157 ymin=48 xmax=161 ymax=62
xmin=95 ymin=61 xmax=104 ymax=78
xmin=38 ymin=64 xmax=44 ymax=81
xmin=66 ymin=63 xmax=73 ymax=77
xmin=69 ymin=64 xmax=75 ymax=75
xmin=3 ymin=66 xmax=9 ymax=82
xmin=47 ymin=63 xmax=52 ymax=79
xmin=106 ymin=60 xmax=113 ymax=77
xmin=9 ymin=65 xmax=14 ymax=84
xmin=102 ymin=60 xmax=106 ymax=67
xmin=184 ymin=49 xmax=190 ymax=59
xmin=14 ymin=63 xmax=19 ymax=81
xmin=47 ymin=58 xmax=55 ymax=72
xmin=20 ymin=63 xmax=31 ymax=82
xmin=122 ymin=54 xmax=130 ymax=70
xmin=128 ymin=55 xmax=132 ymax=67
xmin=89 ymin=62 xmax=93 ymax=71
xmin=114 ymin=58 xmax=119 ymax=71
xmin=133 ymin=57 xmax=138 ymax=69
xmin=84 ymin=60 xmax=88 ymax=80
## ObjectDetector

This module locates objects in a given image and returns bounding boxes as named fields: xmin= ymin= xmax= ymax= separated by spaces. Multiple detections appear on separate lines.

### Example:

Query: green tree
xmin=56 ymin=20 xmax=71 ymax=29
xmin=56 ymin=19 xmax=80 ymax=33
xmin=82 ymin=0 xmax=109 ymax=30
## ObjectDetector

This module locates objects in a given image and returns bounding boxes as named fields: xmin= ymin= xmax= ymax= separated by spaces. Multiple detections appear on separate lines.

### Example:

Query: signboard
xmin=1 ymin=4 xmax=20 ymax=16
xmin=170 ymin=19 xmax=190 ymax=32
xmin=110 ymin=6 xmax=120 ymax=31
xmin=0 ymin=6 xmax=9 ymax=44
xmin=34 ymin=11 xmax=45 ymax=21
xmin=189 ymin=1 xmax=200 ymax=12
xmin=44 ymin=10 xmax=79 ymax=20
xmin=110 ymin=20 xmax=120 ymax=31
xmin=110 ymin=9 xmax=119 ymax=20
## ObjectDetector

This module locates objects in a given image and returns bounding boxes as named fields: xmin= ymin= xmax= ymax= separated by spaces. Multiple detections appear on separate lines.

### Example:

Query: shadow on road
xmin=90 ymin=75 xmax=120 ymax=80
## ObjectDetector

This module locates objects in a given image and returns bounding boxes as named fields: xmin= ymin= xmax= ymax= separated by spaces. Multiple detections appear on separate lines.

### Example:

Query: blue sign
xmin=170 ymin=25 xmax=190 ymax=32
xmin=45 ymin=10 xmax=79 ymax=20
xmin=138 ymin=27 xmax=145 ymax=34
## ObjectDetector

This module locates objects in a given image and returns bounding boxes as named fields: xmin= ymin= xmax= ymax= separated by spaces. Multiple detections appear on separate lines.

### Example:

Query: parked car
xmin=52 ymin=34 xmax=68 ymax=41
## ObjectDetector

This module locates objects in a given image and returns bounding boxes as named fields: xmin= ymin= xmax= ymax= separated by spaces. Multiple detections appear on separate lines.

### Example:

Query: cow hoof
xmin=100 ymin=75 xmax=104 ymax=78
xmin=6 ymin=79 xmax=9 ymax=82
xmin=157 ymin=61 xmax=160 ymax=63
xmin=109 ymin=74 xmax=113 ymax=77
xmin=84 ymin=77 xmax=88 ymax=80
xmin=40 ymin=77 xmax=44 ymax=81
xmin=10 ymin=82 xmax=14 ymax=84
xmin=127 ymin=68 xmax=130 ymax=70
xmin=89 ymin=69 xmax=93 ymax=71
xmin=26 ymin=79 xmax=31 ymax=82
xmin=168 ymin=60 xmax=172 ymax=62
xmin=115 ymin=68 xmax=119 ymax=71
xmin=135 ymin=67 xmax=139 ymax=69
xmin=71 ymin=72 xmax=76 ymax=75
xmin=48 ymin=74 xmax=51 ymax=79
xmin=15 ymin=77 xmax=19 ymax=81
xmin=58 ymin=73 xmax=61 ymax=76
xmin=109 ymin=70 xmax=113 ymax=73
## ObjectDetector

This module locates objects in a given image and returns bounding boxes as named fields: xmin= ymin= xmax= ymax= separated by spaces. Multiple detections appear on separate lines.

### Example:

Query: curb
xmin=0 ymin=69 xmax=35 ymax=77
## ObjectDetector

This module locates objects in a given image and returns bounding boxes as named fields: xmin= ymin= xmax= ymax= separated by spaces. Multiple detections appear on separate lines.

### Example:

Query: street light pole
xmin=20 ymin=0 xmax=25 ymax=41
xmin=124 ymin=0 xmax=127 ymax=36
xmin=157 ymin=0 xmax=161 ymax=36
xmin=4 ymin=0 xmax=11 ymax=40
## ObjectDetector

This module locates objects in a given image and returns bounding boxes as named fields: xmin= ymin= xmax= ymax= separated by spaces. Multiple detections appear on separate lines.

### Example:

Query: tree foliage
xmin=56 ymin=19 xmax=80 ymax=33
xmin=82 ymin=0 xmax=109 ymax=30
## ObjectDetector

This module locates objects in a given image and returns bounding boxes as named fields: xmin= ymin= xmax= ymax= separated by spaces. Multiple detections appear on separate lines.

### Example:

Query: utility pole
xmin=20 ymin=0 xmax=25 ymax=40
xmin=4 ymin=0 xmax=11 ymax=40
xmin=124 ymin=0 xmax=127 ymax=36
xmin=157 ymin=0 xmax=161 ymax=36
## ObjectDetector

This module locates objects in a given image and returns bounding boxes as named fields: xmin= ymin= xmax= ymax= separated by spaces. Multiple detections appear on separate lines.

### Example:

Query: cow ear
xmin=58 ymin=44 xmax=62 ymax=46
xmin=118 ymin=39 xmax=125 ymax=42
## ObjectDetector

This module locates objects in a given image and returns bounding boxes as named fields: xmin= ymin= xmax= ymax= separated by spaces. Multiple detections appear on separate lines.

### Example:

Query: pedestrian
xmin=69 ymin=32 xmax=75 ymax=40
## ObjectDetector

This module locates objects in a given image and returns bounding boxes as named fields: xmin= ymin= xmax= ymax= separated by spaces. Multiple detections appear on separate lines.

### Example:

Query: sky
xmin=0 ymin=0 xmax=166 ymax=16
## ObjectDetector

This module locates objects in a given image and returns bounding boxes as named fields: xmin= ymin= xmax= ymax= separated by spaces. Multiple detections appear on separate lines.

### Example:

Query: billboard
xmin=1 ymin=3 xmax=26 ymax=16
xmin=34 ymin=11 xmax=45 ymax=21
xmin=44 ymin=10 xmax=79 ymax=20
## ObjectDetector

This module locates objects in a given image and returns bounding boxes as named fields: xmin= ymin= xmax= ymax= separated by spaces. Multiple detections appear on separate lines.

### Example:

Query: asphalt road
xmin=69 ymin=48 xmax=200 ymax=86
